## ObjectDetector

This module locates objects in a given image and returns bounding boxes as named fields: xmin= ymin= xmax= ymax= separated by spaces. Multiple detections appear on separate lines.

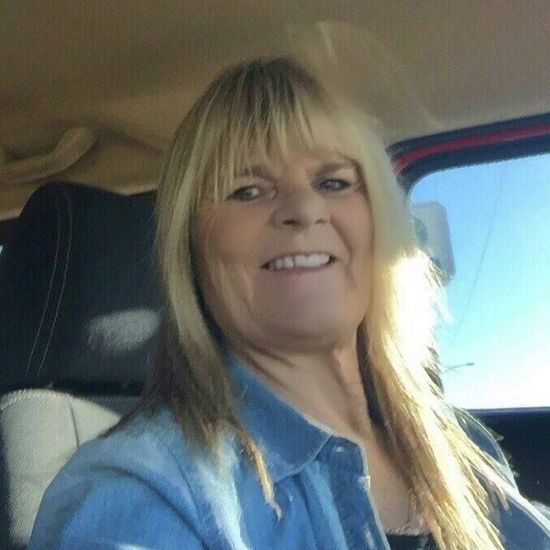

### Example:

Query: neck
xmin=229 ymin=337 xmax=374 ymax=444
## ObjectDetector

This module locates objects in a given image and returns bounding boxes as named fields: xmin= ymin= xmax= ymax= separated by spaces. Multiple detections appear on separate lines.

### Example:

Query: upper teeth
xmin=267 ymin=253 xmax=331 ymax=271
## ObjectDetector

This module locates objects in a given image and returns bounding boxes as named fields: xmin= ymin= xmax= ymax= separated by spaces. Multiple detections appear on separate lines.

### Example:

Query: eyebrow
xmin=235 ymin=165 xmax=277 ymax=182
xmin=312 ymin=161 xmax=357 ymax=179
xmin=235 ymin=160 xmax=358 ymax=181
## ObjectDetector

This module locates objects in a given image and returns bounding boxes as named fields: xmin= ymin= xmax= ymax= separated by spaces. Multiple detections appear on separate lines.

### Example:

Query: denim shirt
xmin=30 ymin=355 xmax=550 ymax=549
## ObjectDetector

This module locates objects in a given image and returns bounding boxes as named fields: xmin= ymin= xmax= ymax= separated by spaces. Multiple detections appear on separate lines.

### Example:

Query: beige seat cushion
xmin=0 ymin=389 xmax=137 ymax=549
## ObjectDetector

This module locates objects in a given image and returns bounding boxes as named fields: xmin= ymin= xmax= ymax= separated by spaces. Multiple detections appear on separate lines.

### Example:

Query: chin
xmin=268 ymin=317 xmax=358 ymax=347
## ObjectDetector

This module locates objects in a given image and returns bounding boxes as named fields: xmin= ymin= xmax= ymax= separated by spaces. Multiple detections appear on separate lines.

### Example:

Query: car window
xmin=410 ymin=153 xmax=550 ymax=410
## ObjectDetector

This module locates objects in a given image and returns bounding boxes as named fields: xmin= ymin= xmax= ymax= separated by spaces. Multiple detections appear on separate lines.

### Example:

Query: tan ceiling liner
xmin=1 ymin=1 xmax=549 ymax=219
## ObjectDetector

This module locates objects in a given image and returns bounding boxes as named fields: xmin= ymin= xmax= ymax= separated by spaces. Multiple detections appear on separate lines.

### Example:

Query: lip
xmin=260 ymin=250 xmax=337 ymax=269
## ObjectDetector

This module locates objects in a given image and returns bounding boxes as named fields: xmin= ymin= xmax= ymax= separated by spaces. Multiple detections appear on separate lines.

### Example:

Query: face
xmin=195 ymin=148 xmax=374 ymax=353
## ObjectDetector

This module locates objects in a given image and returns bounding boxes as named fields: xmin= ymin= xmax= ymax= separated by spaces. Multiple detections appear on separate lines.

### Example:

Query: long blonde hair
xmin=148 ymin=57 xmax=511 ymax=549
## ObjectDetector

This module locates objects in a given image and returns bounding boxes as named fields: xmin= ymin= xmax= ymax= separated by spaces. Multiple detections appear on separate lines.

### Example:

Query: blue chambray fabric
xmin=29 ymin=355 xmax=550 ymax=549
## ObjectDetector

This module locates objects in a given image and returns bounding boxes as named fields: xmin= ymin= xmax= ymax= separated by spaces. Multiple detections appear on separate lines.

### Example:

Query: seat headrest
xmin=0 ymin=182 xmax=162 ymax=392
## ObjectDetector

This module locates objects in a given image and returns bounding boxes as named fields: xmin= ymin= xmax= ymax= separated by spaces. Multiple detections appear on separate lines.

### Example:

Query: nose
xmin=271 ymin=188 xmax=329 ymax=229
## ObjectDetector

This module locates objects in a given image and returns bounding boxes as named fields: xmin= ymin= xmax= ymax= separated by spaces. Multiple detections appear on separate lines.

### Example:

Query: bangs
xmin=196 ymin=58 xmax=361 ymax=204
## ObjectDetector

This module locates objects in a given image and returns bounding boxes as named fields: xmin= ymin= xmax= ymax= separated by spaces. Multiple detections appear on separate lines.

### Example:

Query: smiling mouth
xmin=262 ymin=253 xmax=336 ymax=272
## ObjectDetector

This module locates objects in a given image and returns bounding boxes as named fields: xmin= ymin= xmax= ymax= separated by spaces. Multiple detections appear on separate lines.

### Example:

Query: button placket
xmin=326 ymin=438 xmax=389 ymax=550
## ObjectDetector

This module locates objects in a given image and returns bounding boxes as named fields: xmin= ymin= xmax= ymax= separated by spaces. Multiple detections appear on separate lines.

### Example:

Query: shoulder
xmin=454 ymin=409 xmax=550 ymax=542
xmin=53 ymin=404 xmax=198 ymax=496
xmin=29 ymin=405 xmax=210 ymax=549
xmin=453 ymin=407 xmax=518 ymax=488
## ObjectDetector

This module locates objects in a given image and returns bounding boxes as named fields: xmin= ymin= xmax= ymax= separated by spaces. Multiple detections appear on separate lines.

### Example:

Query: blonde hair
xmin=150 ymin=57 xmax=511 ymax=549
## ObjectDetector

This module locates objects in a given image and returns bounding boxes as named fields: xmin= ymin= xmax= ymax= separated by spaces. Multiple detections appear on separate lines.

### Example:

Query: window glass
xmin=410 ymin=153 xmax=550 ymax=409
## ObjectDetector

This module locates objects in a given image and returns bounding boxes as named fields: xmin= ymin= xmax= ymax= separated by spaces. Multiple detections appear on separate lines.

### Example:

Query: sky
xmin=411 ymin=153 xmax=550 ymax=409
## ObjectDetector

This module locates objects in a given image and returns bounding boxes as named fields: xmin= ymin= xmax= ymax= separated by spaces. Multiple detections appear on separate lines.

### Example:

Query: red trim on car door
xmin=395 ymin=123 xmax=550 ymax=172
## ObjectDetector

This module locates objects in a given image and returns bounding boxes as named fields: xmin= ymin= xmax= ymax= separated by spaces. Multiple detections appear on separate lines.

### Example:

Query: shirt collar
xmin=226 ymin=353 xmax=333 ymax=482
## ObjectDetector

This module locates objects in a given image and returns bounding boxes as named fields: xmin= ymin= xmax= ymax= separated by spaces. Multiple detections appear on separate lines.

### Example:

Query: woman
xmin=30 ymin=58 xmax=549 ymax=549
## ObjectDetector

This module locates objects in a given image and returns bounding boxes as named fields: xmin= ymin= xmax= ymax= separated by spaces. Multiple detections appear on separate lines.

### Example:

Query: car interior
xmin=0 ymin=2 xmax=549 ymax=548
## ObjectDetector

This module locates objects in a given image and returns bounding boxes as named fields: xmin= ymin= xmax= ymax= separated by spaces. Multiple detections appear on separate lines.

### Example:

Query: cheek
xmin=336 ymin=196 xmax=374 ymax=269
xmin=341 ymin=200 xmax=374 ymax=316
xmin=197 ymin=204 xmax=261 ymax=265
xmin=195 ymin=204 xmax=265 ymax=315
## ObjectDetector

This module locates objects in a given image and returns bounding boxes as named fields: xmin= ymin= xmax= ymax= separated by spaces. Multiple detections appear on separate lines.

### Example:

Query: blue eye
xmin=227 ymin=185 xmax=262 ymax=201
xmin=319 ymin=178 xmax=352 ymax=192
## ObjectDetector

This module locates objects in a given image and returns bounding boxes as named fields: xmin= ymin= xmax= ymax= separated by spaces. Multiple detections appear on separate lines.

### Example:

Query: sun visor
xmin=286 ymin=20 xmax=443 ymax=144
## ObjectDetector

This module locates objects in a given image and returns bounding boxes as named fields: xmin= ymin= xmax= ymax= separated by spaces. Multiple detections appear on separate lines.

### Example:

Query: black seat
xmin=0 ymin=182 xmax=161 ymax=549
